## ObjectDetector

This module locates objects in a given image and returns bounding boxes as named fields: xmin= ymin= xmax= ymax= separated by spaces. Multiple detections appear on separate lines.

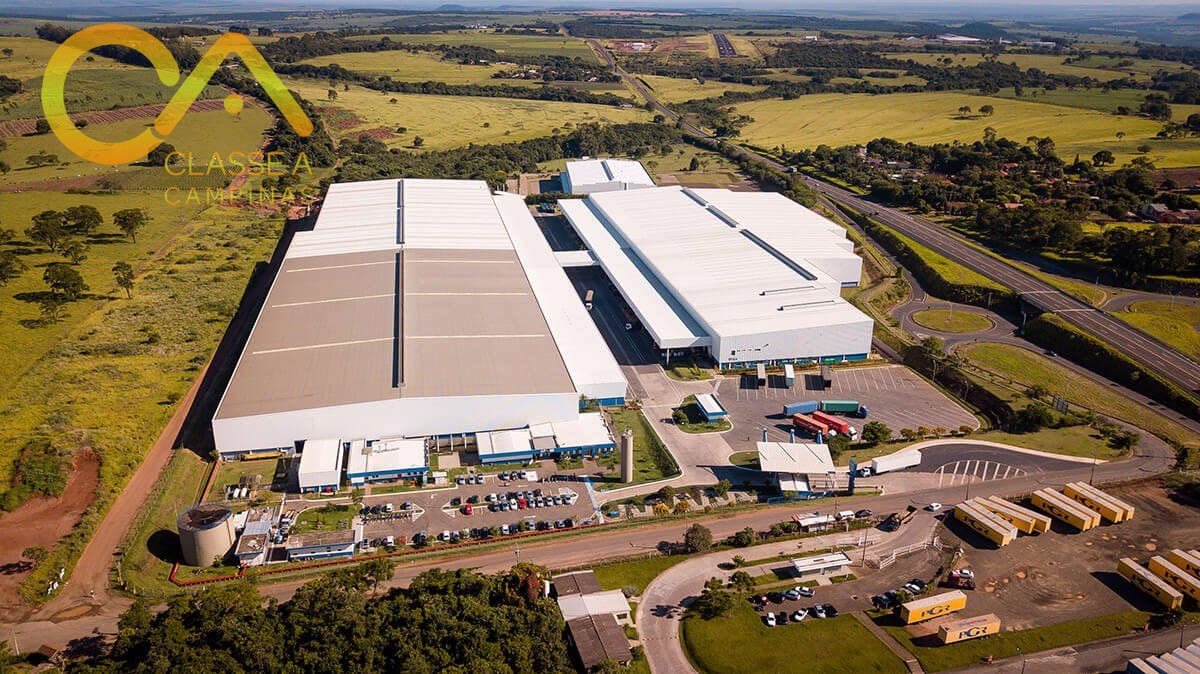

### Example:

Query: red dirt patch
xmin=353 ymin=126 xmax=396 ymax=142
xmin=315 ymin=106 xmax=365 ymax=132
xmin=0 ymin=98 xmax=230 ymax=138
xmin=0 ymin=450 xmax=100 ymax=620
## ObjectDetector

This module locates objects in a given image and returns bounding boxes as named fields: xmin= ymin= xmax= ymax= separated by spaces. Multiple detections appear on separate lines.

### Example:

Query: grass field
xmin=683 ymin=603 xmax=906 ymax=674
xmin=885 ymin=224 xmax=1010 ymax=296
xmin=732 ymin=92 xmax=1196 ymax=168
xmin=729 ymin=451 xmax=759 ymax=468
xmin=960 ymin=342 xmax=1199 ymax=447
xmin=299 ymin=49 xmax=534 ymax=85
xmin=1117 ymin=310 xmax=1200 ymax=360
xmin=883 ymin=52 xmax=1142 ymax=81
xmin=284 ymin=78 xmax=650 ymax=150
xmin=0 ymin=36 xmax=126 ymax=80
xmin=0 ymin=106 xmax=272 ymax=186
xmin=592 ymin=554 xmax=689 ymax=595
xmin=601 ymin=408 xmax=679 ymax=489
xmin=638 ymin=74 xmax=766 ymax=103
xmin=1128 ymin=300 xmax=1200 ymax=327
xmin=0 ymin=69 xmax=227 ymax=121
xmin=878 ymin=610 xmax=1153 ymax=672
xmin=910 ymin=308 xmax=992 ymax=333
xmin=664 ymin=359 xmax=712 ymax=381
xmin=346 ymin=31 xmax=596 ymax=61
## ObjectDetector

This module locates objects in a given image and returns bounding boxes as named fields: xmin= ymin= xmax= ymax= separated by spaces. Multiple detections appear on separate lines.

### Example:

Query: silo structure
xmin=619 ymin=429 xmax=634 ymax=483
xmin=177 ymin=503 xmax=235 ymax=566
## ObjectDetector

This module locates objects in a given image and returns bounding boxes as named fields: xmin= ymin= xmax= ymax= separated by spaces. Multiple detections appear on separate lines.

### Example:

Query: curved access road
xmin=576 ymin=33 xmax=1200 ymax=408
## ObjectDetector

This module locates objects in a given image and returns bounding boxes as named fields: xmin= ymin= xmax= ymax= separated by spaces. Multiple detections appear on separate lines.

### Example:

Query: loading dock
xmin=1030 ymin=489 xmax=1101 ymax=531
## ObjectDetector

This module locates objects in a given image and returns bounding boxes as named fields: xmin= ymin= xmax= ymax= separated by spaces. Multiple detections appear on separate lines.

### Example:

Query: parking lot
xmin=354 ymin=469 xmax=595 ymax=549
xmin=716 ymin=364 xmax=980 ymax=453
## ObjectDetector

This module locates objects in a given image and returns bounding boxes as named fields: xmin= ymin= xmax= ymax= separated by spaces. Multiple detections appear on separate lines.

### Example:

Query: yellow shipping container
xmin=1063 ymin=482 xmax=1131 ymax=523
xmin=1149 ymin=556 xmax=1200 ymax=602
xmin=953 ymin=501 xmax=1017 ymax=546
xmin=938 ymin=614 xmax=1001 ymax=644
xmin=976 ymin=496 xmax=1051 ymax=534
xmin=1030 ymin=489 xmax=1100 ymax=531
xmin=1118 ymin=558 xmax=1183 ymax=610
xmin=900 ymin=590 xmax=967 ymax=624
xmin=1168 ymin=550 xmax=1200 ymax=579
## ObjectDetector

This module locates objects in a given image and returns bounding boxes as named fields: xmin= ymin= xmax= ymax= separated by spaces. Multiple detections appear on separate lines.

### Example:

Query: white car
xmin=927 ymin=502 xmax=943 ymax=512
xmin=791 ymin=609 xmax=808 ymax=622
xmin=810 ymin=604 xmax=826 ymax=619
xmin=956 ymin=569 xmax=975 ymax=579
xmin=765 ymin=612 xmax=777 ymax=627
xmin=382 ymin=535 xmax=395 ymax=547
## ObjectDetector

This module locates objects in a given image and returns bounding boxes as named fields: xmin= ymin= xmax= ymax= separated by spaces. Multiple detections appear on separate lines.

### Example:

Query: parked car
xmin=463 ymin=504 xmax=473 ymax=516
xmin=564 ymin=518 xmax=575 ymax=527
xmin=500 ymin=524 xmax=510 ymax=535
xmin=791 ymin=609 xmax=808 ymax=622
xmin=777 ymin=611 xmax=789 ymax=625
xmin=909 ymin=579 xmax=927 ymax=592
xmin=871 ymin=594 xmax=893 ymax=610
xmin=401 ymin=501 xmax=413 ymax=510
xmin=810 ymin=604 xmax=826 ymax=619
xmin=903 ymin=582 xmax=921 ymax=594
xmin=822 ymin=604 xmax=839 ymax=618
xmin=955 ymin=569 xmax=975 ymax=579
xmin=798 ymin=586 xmax=815 ymax=598
xmin=440 ymin=530 xmax=451 ymax=541
xmin=927 ymin=502 xmax=943 ymax=512
xmin=784 ymin=589 xmax=801 ymax=601
xmin=854 ymin=509 xmax=873 ymax=518
xmin=382 ymin=535 xmax=395 ymax=547
xmin=765 ymin=612 xmax=777 ymax=627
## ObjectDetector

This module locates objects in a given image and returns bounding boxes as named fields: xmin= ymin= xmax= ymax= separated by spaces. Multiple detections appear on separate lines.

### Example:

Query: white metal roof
xmin=477 ymin=428 xmax=534 ymax=458
xmin=584 ymin=187 xmax=870 ymax=338
xmin=757 ymin=441 xmax=835 ymax=474
xmin=494 ymin=193 xmax=627 ymax=401
xmin=792 ymin=551 xmax=851 ymax=574
xmin=298 ymin=438 xmax=344 ymax=488
xmin=559 ymin=198 xmax=709 ymax=349
xmin=557 ymin=589 xmax=632 ymax=621
xmin=346 ymin=437 xmax=426 ymax=477
xmin=563 ymin=158 xmax=655 ymax=193
xmin=695 ymin=393 xmax=726 ymax=416
xmin=551 ymin=413 xmax=614 ymax=448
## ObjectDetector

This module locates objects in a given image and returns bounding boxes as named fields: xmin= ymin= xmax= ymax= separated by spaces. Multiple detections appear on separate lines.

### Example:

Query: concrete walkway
xmin=852 ymin=611 xmax=925 ymax=674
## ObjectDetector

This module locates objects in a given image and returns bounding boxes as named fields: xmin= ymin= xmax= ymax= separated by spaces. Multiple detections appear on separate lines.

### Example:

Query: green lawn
xmin=0 ymin=68 xmax=227 ymax=121
xmin=597 ymin=408 xmax=679 ymax=490
xmin=592 ymin=554 xmax=690 ymax=595
xmin=1117 ymin=312 xmax=1200 ymax=360
xmin=1127 ymin=300 xmax=1200 ymax=328
xmin=211 ymin=457 xmax=283 ymax=502
xmin=729 ymin=451 xmax=759 ymax=469
xmin=877 ymin=610 xmax=1153 ymax=672
xmin=960 ymin=342 xmax=1199 ymax=447
xmin=884 ymin=224 xmax=1010 ymax=295
xmin=733 ymin=91 xmax=1198 ymax=168
xmin=283 ymin=78 xmax=650 ymax=150
xmin=0 ymin=35 xmax=125 ymax=80
xmin=664 ymin=359 xmax=713 ymax=381
xmin=674 ymin=395 xmax=732 ymax=434
xmin=292 ymin=504 xmax=356 ymax=535
xmin=118 ymin=449 xmax=214 ymax=598
xmin=638 ymin=74 xmax=766 ymax=103
xmin=683 ymin=603 xmax=906 ymax=674
xmin=884 ymin=51 xmax=1142 ymax=81
xmin=910 ymin=308 xmax=992 ymax=333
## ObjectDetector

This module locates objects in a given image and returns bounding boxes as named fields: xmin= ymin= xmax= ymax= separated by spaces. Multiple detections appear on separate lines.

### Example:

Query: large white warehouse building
xmin=560 ymin=186 xmax=872 ymax=368
xmin=212 ymin=179 xmax=627 ymax=461
xmin=561 ymin=158 xmax=656 ymax=194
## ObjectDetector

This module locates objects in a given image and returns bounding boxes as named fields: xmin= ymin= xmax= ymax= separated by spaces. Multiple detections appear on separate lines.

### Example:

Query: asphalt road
xmin=578 ymin=33 xmax=1200 ymax=410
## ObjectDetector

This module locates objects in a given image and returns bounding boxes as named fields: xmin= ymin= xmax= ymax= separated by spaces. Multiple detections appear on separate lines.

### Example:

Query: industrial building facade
xmin=559 ymin=186 xmax=873 ymax=368
xmin=212 ymin=179 xmax=627 ymax=477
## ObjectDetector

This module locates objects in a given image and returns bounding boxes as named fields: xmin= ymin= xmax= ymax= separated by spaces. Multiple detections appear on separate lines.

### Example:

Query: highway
xmin=580 ymin=34 xmax=1200 ymax=408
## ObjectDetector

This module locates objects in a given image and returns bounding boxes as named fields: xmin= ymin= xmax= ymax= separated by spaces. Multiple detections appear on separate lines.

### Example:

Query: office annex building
xmin=212 ymin=179 xmax=626 ymax=480
xmin=560 ymin=186 xmax=873 ymax=368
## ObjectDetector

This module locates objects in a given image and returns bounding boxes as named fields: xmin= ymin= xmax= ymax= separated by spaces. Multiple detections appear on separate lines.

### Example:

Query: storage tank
xmin=177 ymin=503 xmax=235 ymax=566
xmin=619 ymin=429 xmax=634 ymax=483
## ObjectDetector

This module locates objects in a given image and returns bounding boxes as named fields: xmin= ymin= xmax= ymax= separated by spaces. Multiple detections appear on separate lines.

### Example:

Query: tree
xmin=657 ymin=485 xmax=676 ymax=505
xmin=0 ymin=160 xmax=9 ymax=175
xmin=713 ymin=478 xmax=731 ymax=498
xmin=728 ymin=570 xmax=754 ymax=592
xmin=21 ymin=546 xmax=47 ymax=568
xmin=899 ymin=428 xmax=917 ymax=441
xmin=731 ymin=554 xmax=745 ymax=567
xmin=979 ymin=104 xmax=994 ymax=117
xmin=684 ymin=523 xmax=712 ymax=552
xmin=26 ymin=210 xmax=67 ymax=251
xmin=653 ymin=502 xmax=670 ymax=517
xmin=673 ymin=500 xmax=692 ymax=515
xmin=37 ymin=296 xmax=66 ymax=323
xmin=113 ymin=208 xmax=149 ymax=242
xmin=0 ymin=251 xmax=27 ymax=287
xmin=360 ymin=557 xmax=395 ymax=595
xmin=146 ymin=142 xmax=178 ymax=166
xmin=731 ymin=526 xmax=756 ymax=547
xmin=64 ymin=204 xmax=103 ymax=235
xmin=688 ymin=156 xmax=700 ymax=171
xmin=1 ymin=47 xmax=12 ymax=58
xmin=112 ymin=261 xmax=134 ymax=298
xmin=1092 ymin=150 xmax=1115 ymax=167
xmin=25 ymin=150 xmax=58 ymax=168
xmin=1116 ymin=131 xmax=1126 ymax=140
xmin=60 ymin=239 xmax=88 ymax=264
xmin=34 ymin=118 xmax=50 ymax=134
xmin=687 ymin=589 xmax=736 ymax=619
xmin=327 ymin=88 xmax=338 ymax=100
xmin=982 ymin=126 xmax=997 ymax=143
xmin=412 ymin=136 xmax=425 ymax=148
xmin=861 ymin=421 xmax=892 ymax=444
xmin=956 ymin=105 xmax=972 ymax=117
xmin=43 ymin=262 xmax=87 ymax=299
